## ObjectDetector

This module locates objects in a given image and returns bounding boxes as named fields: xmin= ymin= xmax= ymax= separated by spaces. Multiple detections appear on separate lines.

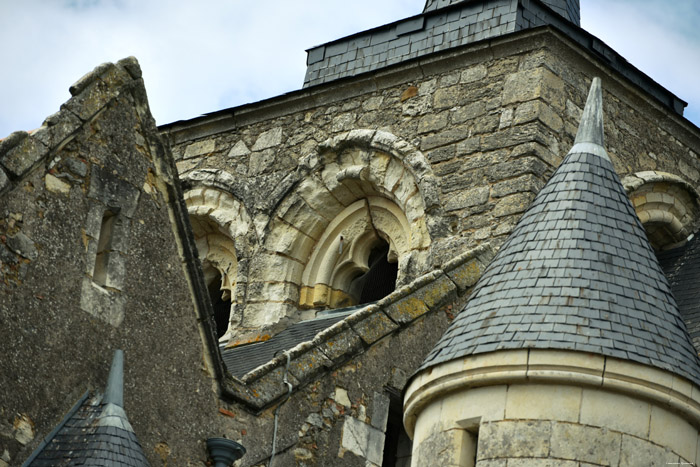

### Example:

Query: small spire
xmin=103 ymin=349 xmax=124 ymax=407
xmin=574 ymin=77 xmax=604 ymax=146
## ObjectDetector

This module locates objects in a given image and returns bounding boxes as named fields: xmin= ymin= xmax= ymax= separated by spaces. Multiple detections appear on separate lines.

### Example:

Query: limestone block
xmin=333 ymin=387 xmax=352 ymax=407
xmin=371 ymin=392 xmax=390 ymax=431
xmin=383 ymin=295 xmax=429 ymax=325
xmin=287 ymin=344 xmax=333 ymax=384
xmin=649 ymin=405 xmax=697 ymax=462
xmin=321 ymin=162 xmax=357 ymax=206
xmin=384 ymin=157 xmax=405 ymax=193
xmin=434 ymin=86 xmax=461 ymax=110
xmin=420 ymin=124 xmax=470 ymax=151
xmin=346 ymin=305 xmax=399 ymax=345
xmin=445 ymin=186 xmax=490 ymax=212
xmin=297 ymin=175 xmax=344 ymax=220
xmin=339 ymin=416 xmax=385 ymax=465
xmin=619 ymin=434 xmax=680 ymax=466
xmin=38 ymin=109 xmax=82 ymax=151
xmin=12 ymin=414 xmax=34 ymax=445
xmin=244 ymin=365 xmax=301 ymax=403
xmin=461 ymin=64 xmax=488 ymax=83
xmin=227 ymin=140 xmax=250 ymax=158
xmin=252 ymin=127 xmax=283 ymax=151
xmin=444 ymin=257 xmax=484 ymax=293
xmin=44 ymin=173 xmax=71 ymax=195
xmin=313 ymin=320 xmax=363 ymax=363
xmin=0 ymin=167 xmax=8 ymax=194
xmin=418 ymin=112 xmax=449 ymax=134
xmin=505 ymin=384 xmax=581 ymax=422
xmin=441 ymin=385 xmax=507 ymax=424
xmin=490 ymin=174 xmax=542 ymax=198
xmin=549 ymin=422 xmax=621 ymax=466
xmin=454 ymin=102 xmax=487 ymax=124
xmin=492 ymin=192 xmax=533 ymax=217
xmin=506 ymin=460 xmax=577 ymax=467
xmin=579 ymin=388 xmax=650 ymax=438
xmin=414 ymin=428 xmax=474 ymax=467
xmin=0 ymin=132 xmax=48 ymax=178
xmin=476 ymin=461 xmax=506 ymax=467
xmin=502 ymin=68 xmax=565 ymax=108
xmin=241 ymin=302 xmax=293 ymax=328
xmin=62 ymin=73 xmax=120 ymax=121
xmin=6 ymin=231 xmax=38 ymax=261
xmin=478 ymin=420 xmax=551 ymax=460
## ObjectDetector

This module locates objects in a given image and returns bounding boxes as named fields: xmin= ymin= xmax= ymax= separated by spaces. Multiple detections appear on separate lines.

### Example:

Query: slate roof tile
xmin=418 ymin=79 xmax=700 ymax=385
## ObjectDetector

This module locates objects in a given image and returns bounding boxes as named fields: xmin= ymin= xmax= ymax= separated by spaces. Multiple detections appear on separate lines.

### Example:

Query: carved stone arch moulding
xmin=183 ymin=183 xmax=254 ymax=341
xmin=623 ymin=171 xmax=700 ymax=250
xmin=256 ymin=129 xmax=439 ymax=315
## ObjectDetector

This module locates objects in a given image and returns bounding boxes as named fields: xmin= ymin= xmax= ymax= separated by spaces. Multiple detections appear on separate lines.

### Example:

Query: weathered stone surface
xmin=45 ymin=173 xmax=71 ymax=195
xmin=445 ymin=186 xmax=490 ymax=212
xmin=0 ymin=134 xmax=48 ymax=179
xmin=252 ymin=127 xmax=283 ymax=150
xmin=339 ymin=416 xmax=385 ymax=465
xmin=347 ymin=306 xmax=400 ymax=345
xmin=227 ymin=140 xmax=250 ymax=157
xmin=184 ymin=139 xmax=216 ymax=159
xmin=550 ymin=422 xmax=621 ymax=466
xmin=478 ymin=420 xmax=552 ymax=460
xmin=619 ymin=434 xmax=679 ymax=466
xmin=6 ymin=232 xmax=38 ymax=261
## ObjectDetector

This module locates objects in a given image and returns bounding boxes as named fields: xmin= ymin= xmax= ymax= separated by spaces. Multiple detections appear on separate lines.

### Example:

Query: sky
xmin=0 ymin=0 xmax=698 ymax=138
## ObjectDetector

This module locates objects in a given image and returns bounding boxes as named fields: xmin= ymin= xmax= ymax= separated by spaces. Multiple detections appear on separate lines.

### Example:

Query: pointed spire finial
xmin=569 ymin=77 xmax=609 ymax=160
xmin=575 ymin=77 xmax=604 ymax=146
xmin=103 ymin=349 xmax=124 ymax=407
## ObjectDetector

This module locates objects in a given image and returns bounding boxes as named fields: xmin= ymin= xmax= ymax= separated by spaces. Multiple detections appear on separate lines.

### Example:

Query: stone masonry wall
xmin=165 ymin=27 xmax=700 ymax=345
xmin=0 ymin=59 xmax=225 ymax=466
xmin=160 ymin=27 xmax=700 ymax=466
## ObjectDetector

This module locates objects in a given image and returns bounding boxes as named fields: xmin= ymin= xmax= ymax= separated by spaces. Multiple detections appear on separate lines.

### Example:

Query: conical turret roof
xmin=421 ymin=78 xmax=700 ymax=385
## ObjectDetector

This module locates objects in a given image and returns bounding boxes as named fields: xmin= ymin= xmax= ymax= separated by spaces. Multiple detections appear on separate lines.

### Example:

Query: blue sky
xmin=0 ymin=0 xmax=698 ymax=138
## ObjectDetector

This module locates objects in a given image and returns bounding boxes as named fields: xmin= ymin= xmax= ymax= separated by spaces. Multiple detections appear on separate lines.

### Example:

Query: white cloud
xmin=1 ymin=0 xmax=698 ymax=137
xmin=582 ymin=0 xmax=700 ymax=125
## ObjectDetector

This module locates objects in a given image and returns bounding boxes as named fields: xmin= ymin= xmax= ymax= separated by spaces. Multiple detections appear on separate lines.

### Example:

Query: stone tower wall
xmin=165 ymin=28 xmax=700 ymax=344
xmin=405 ymin=350 xmax=700 ymax=466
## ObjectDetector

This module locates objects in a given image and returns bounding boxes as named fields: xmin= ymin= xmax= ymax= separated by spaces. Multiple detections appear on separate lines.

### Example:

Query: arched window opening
xmin=348 ymin=240 xmax=398 ymax=305
xmin=93 ymin=209 xmax=117 ymax=287
xmin=207 ymin=269 xmax=232 ymax=339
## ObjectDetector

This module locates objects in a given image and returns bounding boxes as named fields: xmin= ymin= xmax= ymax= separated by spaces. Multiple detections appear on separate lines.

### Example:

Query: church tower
xmin=403 ymin=79 xmax=700 ymax=466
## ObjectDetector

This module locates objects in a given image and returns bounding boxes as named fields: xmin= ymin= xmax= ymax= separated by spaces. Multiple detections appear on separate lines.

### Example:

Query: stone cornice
xmin=404 ymin=348 xmax=700 ymax=437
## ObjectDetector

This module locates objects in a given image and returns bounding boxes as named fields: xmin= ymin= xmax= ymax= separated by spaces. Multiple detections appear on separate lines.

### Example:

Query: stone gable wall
xmin=0 ymin=60 xmax=225 ymax=466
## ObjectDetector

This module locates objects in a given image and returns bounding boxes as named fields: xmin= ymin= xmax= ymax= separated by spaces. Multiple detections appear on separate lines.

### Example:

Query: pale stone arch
xmin=184 ymin=185 xmax=253 ymax=341
xmin=252 ymin=129 xmax=438 ymax=317
xmin=623 ymin=171 xmax=700 ymax=250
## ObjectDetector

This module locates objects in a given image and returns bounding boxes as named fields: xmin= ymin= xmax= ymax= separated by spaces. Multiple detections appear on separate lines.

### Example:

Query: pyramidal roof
xmin=420 ymin=78 xmax=700 ymax=385
xmin=24 ymin=350 xmax=149 ymax=466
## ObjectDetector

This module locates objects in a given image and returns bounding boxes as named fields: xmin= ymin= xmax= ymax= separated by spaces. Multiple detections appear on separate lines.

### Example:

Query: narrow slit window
xmin=93 ymin=210 xmax=116 ymax=287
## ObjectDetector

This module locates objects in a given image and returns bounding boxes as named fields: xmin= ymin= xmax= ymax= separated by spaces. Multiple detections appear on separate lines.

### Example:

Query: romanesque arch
xmin=623 ymin=171 xmax=700 ymax=250
xmin=251 ymin=130 xmax=439 ymax=317
xmin=183 ymin=183 xmax=254 ymax=340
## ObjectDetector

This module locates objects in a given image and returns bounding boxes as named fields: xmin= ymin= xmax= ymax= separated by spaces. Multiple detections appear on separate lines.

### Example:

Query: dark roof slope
xmin=658 ymin=233 xmax=700 ymax=351
xmin=222 ymin=309 xmax=357 ymax=378
xmin=24 ymin=351 xmax=149 ymax=466
xmin=420 ymin=78 xmax=700 ymax=385
xmin=24 ymin=395 xmax=149 ymax=467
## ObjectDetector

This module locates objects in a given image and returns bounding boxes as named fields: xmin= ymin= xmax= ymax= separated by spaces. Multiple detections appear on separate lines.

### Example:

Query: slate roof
xmin=420 ymin=79 xmax=700 ymax=385
xmin=658 ymin=233 xmax=700 ymax=352
xmin=222 ymin=307 xmax=359 ymax=378
xmin=24 ymin=351 xmax=149 ymax=466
